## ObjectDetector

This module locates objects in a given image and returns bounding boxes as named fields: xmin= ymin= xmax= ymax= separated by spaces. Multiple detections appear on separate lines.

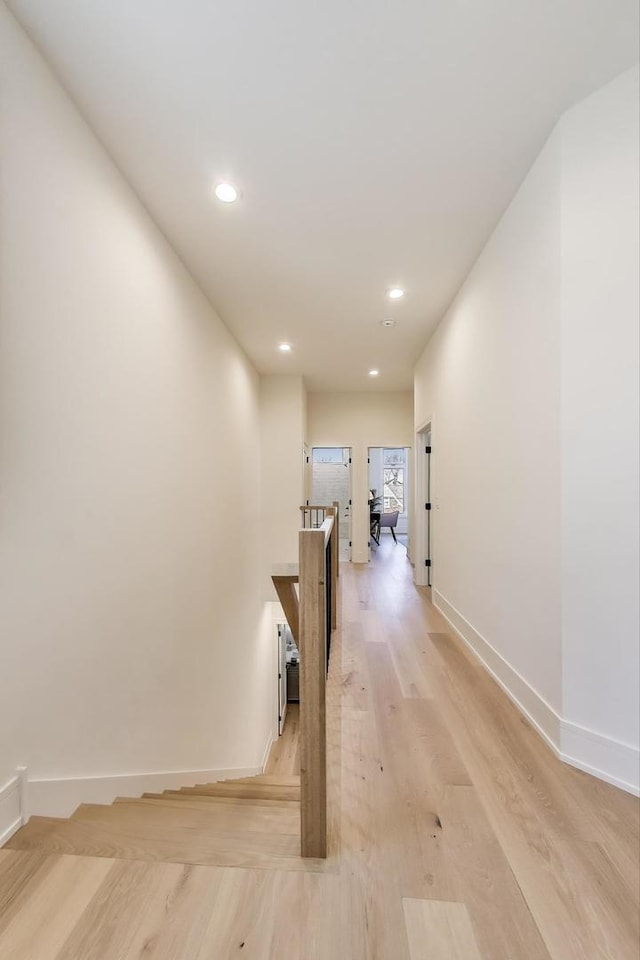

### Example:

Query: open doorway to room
xmin=368 ymin=447 xmax=411 ymax=556
xmin=268 ymin=620 xmax=299 ymax=774
xmin=415 ymin=423 xmax=432 ymax=587
xmin=310 ymin=447 xmax=352 ymax=562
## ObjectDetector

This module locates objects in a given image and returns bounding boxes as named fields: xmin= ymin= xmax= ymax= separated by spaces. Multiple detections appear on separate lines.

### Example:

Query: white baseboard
xmin=560 ymin=721 xmax=639 ymax=796
xmin=433 ymin=589 xmax=639 ymax=797
xmin=433 ymin=590 xmax=562 ymax=749
xmin=0 ymin=773 xmax=24 ymax=845
xmin=27 ymin=763 xmax=265 ymax=819
xmin=261 ymin=733 xmax=278 ymax=773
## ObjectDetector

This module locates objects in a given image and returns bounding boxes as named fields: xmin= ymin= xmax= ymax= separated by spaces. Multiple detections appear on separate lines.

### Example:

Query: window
xmin=381 ymin=448 xmax=406 ymax=512
xmin=383 ymin=466 xmax=404 ymax=512
xmin=382 ymin=448 xmax=404 ymax=466
xmin=312 ymin=447 xmax=349 ymax=464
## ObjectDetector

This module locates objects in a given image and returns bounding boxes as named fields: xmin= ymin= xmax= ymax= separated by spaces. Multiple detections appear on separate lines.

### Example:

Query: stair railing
xmin=298 ymin=507 xmax=337 ymax=858
xmin=271 ymin=504 xmax=339 ymax=858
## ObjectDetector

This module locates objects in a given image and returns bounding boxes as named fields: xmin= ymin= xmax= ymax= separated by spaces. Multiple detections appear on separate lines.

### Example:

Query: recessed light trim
xmin=368 ymin=369 xmax=380 ymax=377
xmin=215 ymin=182 xmax=239 ymax=203
xmin=278 ymin=342 xmax=292 ymax=353
xmin=387 ymin=287 xmax=405 ymax=300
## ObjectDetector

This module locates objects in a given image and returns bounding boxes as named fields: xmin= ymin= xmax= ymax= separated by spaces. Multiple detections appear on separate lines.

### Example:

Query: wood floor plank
xmin=388 ymin=621 xmax=433 ymax=698
xmin=357 ymin=608 xmax=386 ymax=643
xmin=339 ymin=622 xmax=372 ymax=711
xmin=0 ymin=854 xmax=113 ymax=960
xmin=189 ymin=868 xmax=290 ymax=959
xmin=0 ymin=850 xmax=57 ymax=936
xmin=339 ymin=703 xmax=410 ymax=959
xmin=402 ymin=897 xmax=483 ymax=960
xmin=510 ymin=836 xmax=640 ymax=960
xmin=403 ymin=699 xmax=472 ymax=787
xmin=364 ymin=641 xmax=457 ymax=902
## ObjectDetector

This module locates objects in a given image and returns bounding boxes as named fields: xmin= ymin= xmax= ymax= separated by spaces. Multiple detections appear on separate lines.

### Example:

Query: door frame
xmin=367 ymin=445 xmax=412 ymax=557
xmin=277 ymin=623 xmax=288 ymax=736
xmin=414 ymin=419 xmax=433 ymax=587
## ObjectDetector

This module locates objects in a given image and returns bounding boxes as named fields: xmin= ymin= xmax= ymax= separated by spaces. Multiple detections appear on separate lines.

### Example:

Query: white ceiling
xmin=7 ymin=0 xmax=639 ymax=391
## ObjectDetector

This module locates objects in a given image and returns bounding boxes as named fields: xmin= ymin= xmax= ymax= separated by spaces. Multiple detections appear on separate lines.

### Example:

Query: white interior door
xmin=311 ymin=447 xmax=352 ymax=560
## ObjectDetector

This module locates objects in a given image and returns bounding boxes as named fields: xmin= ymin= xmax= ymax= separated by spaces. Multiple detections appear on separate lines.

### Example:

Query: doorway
xmin=310 ymin=447 xmax=352 ymax=561
xmin=368 ymin=447 xmax=411 ymax=556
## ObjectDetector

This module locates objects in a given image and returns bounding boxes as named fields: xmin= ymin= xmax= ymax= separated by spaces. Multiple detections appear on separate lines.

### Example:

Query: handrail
xmin=298 ymin=507 xmax=338 ymax=859
xmin=300 ymin=501 xmax=340 ymax=579
xmin=271 ymin=506 xmax=339 ymax=859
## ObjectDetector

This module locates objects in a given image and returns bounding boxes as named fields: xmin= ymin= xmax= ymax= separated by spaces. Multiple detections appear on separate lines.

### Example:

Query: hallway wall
xmin=260 ymin=375 xmax=307 ymax=596
xmin=414 ymin=67 xmax=639 ymax=793
xmin=0 ymin=6 xmax=273 ymax=809
xmin=559 ymin=67 xmax=639 ymax=780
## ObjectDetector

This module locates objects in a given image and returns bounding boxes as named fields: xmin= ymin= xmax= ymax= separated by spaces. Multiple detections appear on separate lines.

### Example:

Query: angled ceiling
xmin=7 ymin=0 xmax=639 ymax=391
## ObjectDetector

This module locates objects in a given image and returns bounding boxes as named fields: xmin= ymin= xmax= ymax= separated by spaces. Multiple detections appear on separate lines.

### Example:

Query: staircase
xmin=3 ymin=772 xmax=325 ymax=872
xmin=3 ymin=507 xmax=337 ymax=876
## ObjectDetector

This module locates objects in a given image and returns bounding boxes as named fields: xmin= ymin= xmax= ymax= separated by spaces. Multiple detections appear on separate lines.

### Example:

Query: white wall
xmin=415 ymin=126 xmax=563 ymax=717
xmin=0 ymin=5 xmax=273 ymax=812
xmin=307 ymin=392 xmax=413 ymax=561
xmin=260 ymin=375 xmax=306 ymax=595
xmin=414 ymin=66 xmax=639 ymax=793
xmin=560 ymin=68 xmax=640 ymax=777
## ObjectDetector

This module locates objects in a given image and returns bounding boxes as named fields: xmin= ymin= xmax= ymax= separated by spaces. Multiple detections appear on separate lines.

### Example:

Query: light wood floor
xmin=1 ymin=536 xmax=638 ymax=959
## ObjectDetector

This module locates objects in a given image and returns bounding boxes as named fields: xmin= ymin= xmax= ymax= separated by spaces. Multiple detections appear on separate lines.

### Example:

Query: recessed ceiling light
xmin=215 ymin=182 xmax=239 ymax=203
xmin=387 ymin=288 xmax=405 ymax=300
xmin=369 ymin=369 xmax=379 ymax=377
xmin=381 ymin=318 xmax=396 ymax=328
xmin=278 ymin=342 xmax=292 ymax=352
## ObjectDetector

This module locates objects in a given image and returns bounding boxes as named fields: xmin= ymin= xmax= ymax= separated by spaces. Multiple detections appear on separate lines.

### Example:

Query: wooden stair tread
xmin=71 ymin=801 xmax=299 ymax=835
xmin=229 ymin=775 xmax=300 ymax=787
xmin=136 ymin=792 xmax=299 ymax=809
xmin=179 ymin=782 xmax=300 ymax=801
xmin=5 ymin=818 xmax=324 ymax=873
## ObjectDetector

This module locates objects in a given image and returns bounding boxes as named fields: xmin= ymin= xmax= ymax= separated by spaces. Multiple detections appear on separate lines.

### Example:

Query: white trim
xmin=260 ymin=731 xmax=277 ymax=773
xmin=17 ymin=766 xmax=28 ymax=824
xmin=413 ymin=420 xmax=433 ymax=588
xmin=433 ymin=589 xmax=640 ymax=797
xmin=560 ymin=721 xmax=639 ymax=796
xmin=27 ymin=763 xmax=265 ymax=819
xmin=0 ymin=774 xmax=23 ymax=845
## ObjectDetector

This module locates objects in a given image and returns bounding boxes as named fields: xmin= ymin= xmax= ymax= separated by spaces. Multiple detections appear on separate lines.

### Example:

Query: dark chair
xmin=370 ymin=511 xmax=381 ymax=545
xmin=377 ymin=510 xmax=400 ymax=543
